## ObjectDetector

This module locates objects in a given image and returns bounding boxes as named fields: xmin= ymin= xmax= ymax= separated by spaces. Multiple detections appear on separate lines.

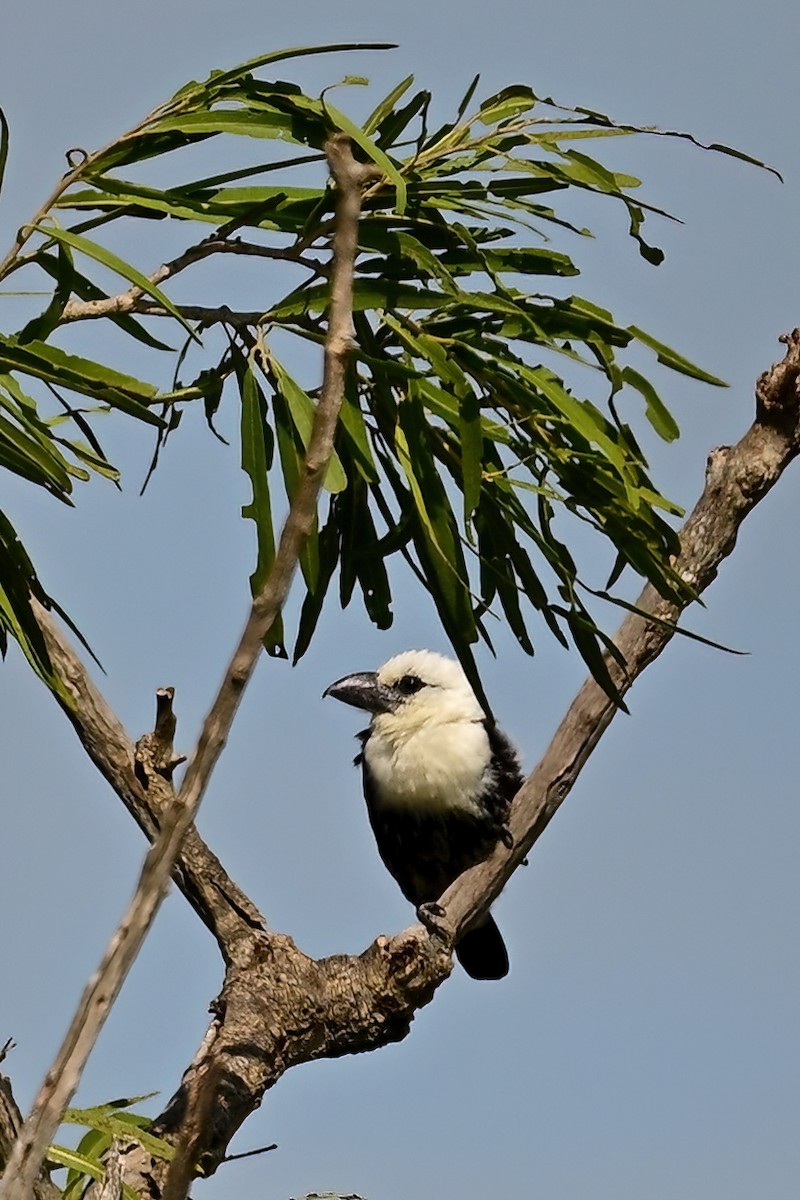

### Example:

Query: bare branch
xmin=0 ymin=133 xmax=372 ymax=1200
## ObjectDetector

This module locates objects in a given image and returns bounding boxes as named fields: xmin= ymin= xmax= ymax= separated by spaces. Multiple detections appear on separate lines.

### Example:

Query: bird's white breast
xmin=365 ymin=711 xmax=491 ymax=817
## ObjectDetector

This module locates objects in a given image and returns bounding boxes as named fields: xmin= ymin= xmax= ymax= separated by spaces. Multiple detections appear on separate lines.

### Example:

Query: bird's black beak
xmin=323 ymin=671 xmax=396 ymax=714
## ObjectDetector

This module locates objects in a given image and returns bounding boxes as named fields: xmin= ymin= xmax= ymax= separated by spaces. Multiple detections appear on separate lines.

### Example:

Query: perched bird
xmin=324 ymin=649 xmax=523 ymax=979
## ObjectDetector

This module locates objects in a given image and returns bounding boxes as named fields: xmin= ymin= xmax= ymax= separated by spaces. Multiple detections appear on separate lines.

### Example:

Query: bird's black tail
xmin=455 ymin=915 xmax=509 ymax=980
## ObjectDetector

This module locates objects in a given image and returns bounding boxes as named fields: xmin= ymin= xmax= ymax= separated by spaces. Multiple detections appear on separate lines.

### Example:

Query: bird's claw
xmin=417 ymin=901 xmax=448 ymax=934
xmin=500 ymin=824 xmax=514 ymax=850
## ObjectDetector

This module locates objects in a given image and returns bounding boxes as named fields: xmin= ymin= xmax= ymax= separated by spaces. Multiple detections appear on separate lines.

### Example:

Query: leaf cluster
xmin=0 ymin=44 xmax=764 ymax=700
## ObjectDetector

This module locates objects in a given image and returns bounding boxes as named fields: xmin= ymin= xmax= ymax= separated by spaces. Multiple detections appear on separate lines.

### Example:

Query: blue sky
xmin=1 ymin=2 xmax=798 ymax=1198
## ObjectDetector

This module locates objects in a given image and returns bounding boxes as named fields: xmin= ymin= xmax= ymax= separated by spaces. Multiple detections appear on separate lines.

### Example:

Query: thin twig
xmin=60 ymin=238 xmax=326 ymax=325
xmin=0 ymin=133 xmax=372 ymax=1200
xmin=220 ymin=1142 xmax=278 ymax=1164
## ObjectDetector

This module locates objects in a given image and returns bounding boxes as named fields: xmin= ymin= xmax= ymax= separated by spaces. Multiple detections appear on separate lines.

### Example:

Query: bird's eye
xmin=395 ymin=674 xmax=425 ymax=696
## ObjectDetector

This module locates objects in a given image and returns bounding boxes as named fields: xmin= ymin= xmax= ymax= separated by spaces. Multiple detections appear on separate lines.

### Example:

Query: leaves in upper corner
xmin=1 ymin=45 xmax=772 ymax=695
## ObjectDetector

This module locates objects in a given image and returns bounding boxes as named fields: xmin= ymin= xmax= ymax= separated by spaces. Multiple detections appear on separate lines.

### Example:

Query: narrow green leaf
xmin=239 ymin=361 xmax=285 ymax=657
xmin=150 ymin=109 xmax=302 ymax=140
xmin=293 ymin=504 xmax=340 ymax=662
xmin=32 ymin=249 xmax=173 ymax=351
xmin=0 ymin=336 xmax=162 ymax=424
xmin=564 ymin=609 xmax=629 ymax=712
xmin=65 ymin=1128 xmax=109 ymax=1198
xmin=270 ymin=378 xmax=320 ymax=590
xmin=0 ymin=520 xmax=63 ymax=691
xmin=375 ymin=88 xmax=430 ymax=149
xmin=271 ymin=279 xmax=450 ymax=319
xmin=621 ymin=366 xmax=680 ymax=442
xmin=629 ymin=325 xmax=727 ymax=386
xmin=521 ymin=365 xmax=632 ymax=478
xmin=46 ymin=1145 xmax=105 ymax=1182
xmin=395 ymin=397 xmax=477 ymax=661
xmin=63 ymin=1094 xmax=159 ymax=1125
xmin=478 ymin=85 xmax=537 ymax=126
xmin=46 ymin=1146 xmax=138 ymax=1200
xmin=0 ymin=409 xmax=72 ymax=495
xmin=458 ymin=388 xmax=483 ymax=522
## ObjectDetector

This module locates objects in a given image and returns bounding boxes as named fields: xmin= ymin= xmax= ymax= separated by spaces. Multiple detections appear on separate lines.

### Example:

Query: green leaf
xmin=564 ymin=608 xmax=629 ymax=711
xmin=238 ymin=360 xmax=286 ymax=657
xmin=324 ymin=103 xmax=408 ymax=214
xmin=458 ymin=388 xmax=483 ymax=523
xmin=478 ymin=85 xmax=537 ymax=126
xmin=47 ymin=1145 xmax=139 ymax=1200
xmin=150 ymin=109 xmax=305 ymax=141
xmin=629 ymin=326 xmax=727 ymax=385
xmin=395 ymin=395 xmax=479 ymax=683
xmin=293 ymin=502 xmax=341 ymax=662
xmin=374 ymin=88 xmax=430 ymax=149
xmin=65 ymin=1128 xmax=109 ymax=1198
xmin=270 ymin=376 xmax=320 ymax=590
xmin=36 ymin=225 xmax=200 ymax=342
xmin=0 ymin=406 xmax=72 ymax=496
xmin=0 ymin=336 xmax=162 ymax=424
xmin=338 ymin=382 xmax=378 ymax=481
xmin=271 ymin=279 xmax=451 ymax=319
xmin=0 ymin=509 xmax=64 ymax=689
xmin=621 ymin=366 xmax=680 ymax=442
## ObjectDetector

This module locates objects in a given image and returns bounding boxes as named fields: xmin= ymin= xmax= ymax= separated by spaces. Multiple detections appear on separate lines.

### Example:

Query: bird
xmin=324 ymin=649 xmax=523 ymax=979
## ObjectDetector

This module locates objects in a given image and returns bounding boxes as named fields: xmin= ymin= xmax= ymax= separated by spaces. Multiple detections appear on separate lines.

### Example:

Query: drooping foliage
xmin=0 ymin=44 xmax=769 ymax=701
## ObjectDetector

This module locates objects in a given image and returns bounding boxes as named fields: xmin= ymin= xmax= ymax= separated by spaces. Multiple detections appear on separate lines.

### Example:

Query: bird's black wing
xmin=481 ymin=719 xmax=524 ymax=832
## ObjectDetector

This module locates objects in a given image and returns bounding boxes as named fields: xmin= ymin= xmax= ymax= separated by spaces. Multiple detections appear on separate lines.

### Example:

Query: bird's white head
xmin=325 ymin=650 xmax=492 ymax=813
xmin=325 ymin=649 xmax=484 ymax=729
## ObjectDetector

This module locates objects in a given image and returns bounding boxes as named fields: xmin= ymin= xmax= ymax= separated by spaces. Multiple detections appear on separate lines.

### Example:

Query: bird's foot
xmin=499 ymin=823 xmax=514 ymax=850
xmin=416 ymin=901 xmax=450 ymax=936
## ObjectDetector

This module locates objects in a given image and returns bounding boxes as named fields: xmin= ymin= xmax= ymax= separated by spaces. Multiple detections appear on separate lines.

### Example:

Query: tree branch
xmin=0 ymin=133 xmax=373 ymax=1200
xmin=59 ymin=238 xmax=325 ymax=325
